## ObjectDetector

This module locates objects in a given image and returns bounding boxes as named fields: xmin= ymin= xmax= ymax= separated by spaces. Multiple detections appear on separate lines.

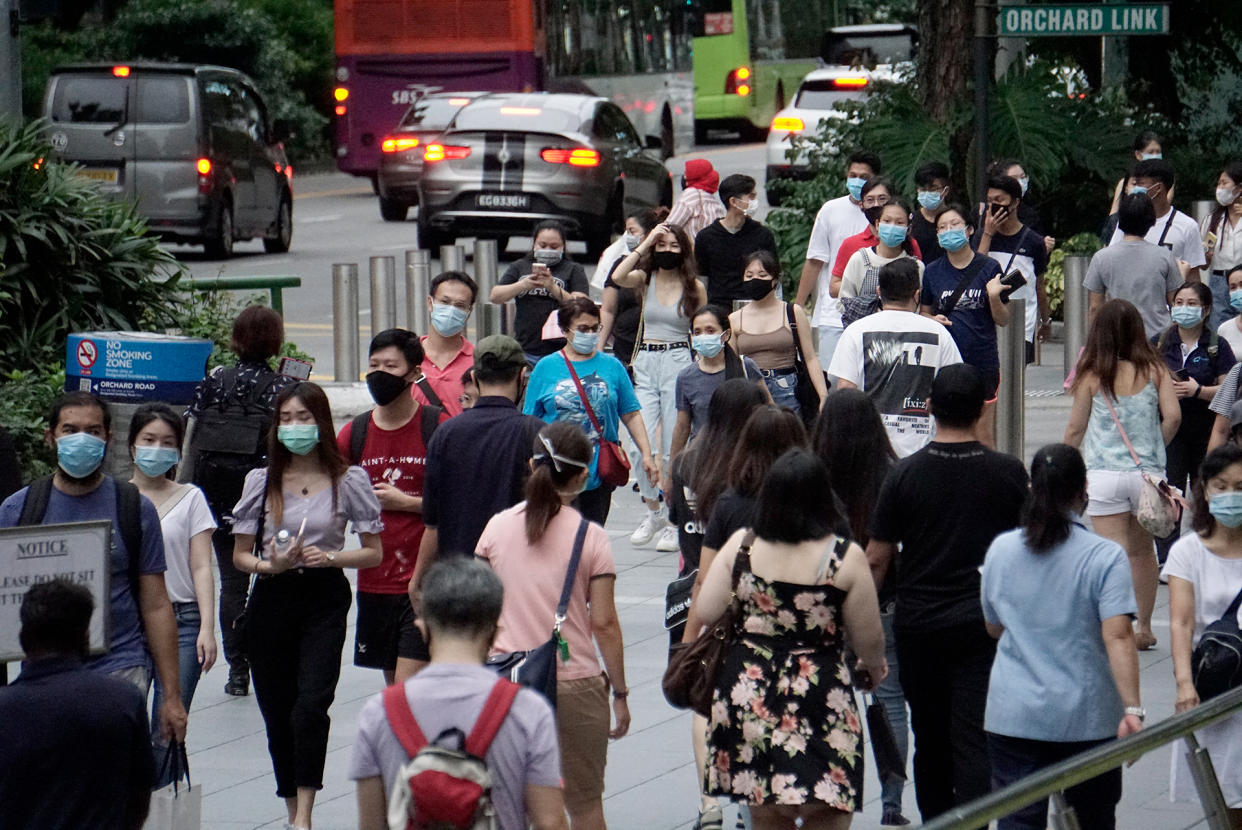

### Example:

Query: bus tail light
xmin=112 ymin=65 xmax=131 ymax=78
xmin=424 ymin=144 xmax=471 ymax=162
xmin=771 ymin=116 xmax=804 ymax=133
xmin=540 ymin=147 xmax=601 ymax=167
xmin=832 ymin=77 xmax=869 ymax=89
xmin=725 ymin=66 xmax=752 ymax=96
xmin=335 ymin=105 xmax=347 ymax=116
xmin=333 ymin=87 xmax=349 ymax=102
xmin=381 ymin=136 xmax=420 ymax=153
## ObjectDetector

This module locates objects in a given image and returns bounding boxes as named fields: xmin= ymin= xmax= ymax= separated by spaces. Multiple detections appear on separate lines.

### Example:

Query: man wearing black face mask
xmin=336 ymin=329 xmax=449 ymax=683
xmin=694 ymin=173 xmax=778 ymax=305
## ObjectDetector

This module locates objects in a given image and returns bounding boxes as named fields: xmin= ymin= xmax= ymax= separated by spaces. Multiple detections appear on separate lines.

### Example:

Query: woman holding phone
xmin=231 ymin=382 xmax=383 ymax=830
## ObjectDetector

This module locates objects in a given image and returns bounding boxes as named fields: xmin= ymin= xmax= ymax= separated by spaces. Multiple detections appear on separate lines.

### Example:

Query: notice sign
xmin=998 ymin=4 xmax=1170 ymax=37
xmin=0 ymin=520 xmax=112 ymax=662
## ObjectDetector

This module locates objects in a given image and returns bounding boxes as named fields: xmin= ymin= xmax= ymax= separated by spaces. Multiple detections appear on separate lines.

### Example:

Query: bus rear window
xmin=50 ymin=76 xmax=126 ymax=123
xmin=136 ymin=77 xmax=190 ymax=123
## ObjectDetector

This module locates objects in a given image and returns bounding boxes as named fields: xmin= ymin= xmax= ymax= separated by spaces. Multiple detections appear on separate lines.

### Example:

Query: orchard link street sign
xmin=998 ymin=4 xmax=1170 ymax=37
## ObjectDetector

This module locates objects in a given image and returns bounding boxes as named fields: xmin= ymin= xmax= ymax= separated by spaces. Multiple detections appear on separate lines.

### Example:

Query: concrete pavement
xmin=182 ymin=335 xmax=1214 ymax=829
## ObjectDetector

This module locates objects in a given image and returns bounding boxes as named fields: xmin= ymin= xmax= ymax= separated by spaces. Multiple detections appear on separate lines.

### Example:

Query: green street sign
xmin=998 ymin=4 xmax=1170 ymax=37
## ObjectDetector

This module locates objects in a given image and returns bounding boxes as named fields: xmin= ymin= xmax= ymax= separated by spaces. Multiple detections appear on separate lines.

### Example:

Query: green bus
xmin=691 ymin=0 xmax=841 ymax=141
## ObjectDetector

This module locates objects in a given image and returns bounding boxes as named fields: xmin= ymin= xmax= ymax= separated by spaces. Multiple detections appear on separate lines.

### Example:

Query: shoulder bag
xmin=785 ymin=303 xmax=822 ymax=427
xmin=560 ymin=352 xmax=632 ymax=488
xmin=662 ymin=531 xmax=754 ymax=717
xmin=936 ymin=254 xmax=989 ymax=318
xmin=1101 ymin=393 xmax=1187 ymax=537
xmin=486 ymin=517 xmax=590 ymax=709
xmin=1192 ymin=583 xmax=1242 ymax=701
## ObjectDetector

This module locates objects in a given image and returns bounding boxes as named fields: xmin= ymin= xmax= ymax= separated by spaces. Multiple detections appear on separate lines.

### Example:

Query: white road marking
xmin=299 ymin=214 xmax=343 ymax=224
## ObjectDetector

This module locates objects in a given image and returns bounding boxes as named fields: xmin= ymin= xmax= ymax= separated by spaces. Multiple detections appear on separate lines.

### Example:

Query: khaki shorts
xmin=556 ymin=673 xmax=610 ymax=810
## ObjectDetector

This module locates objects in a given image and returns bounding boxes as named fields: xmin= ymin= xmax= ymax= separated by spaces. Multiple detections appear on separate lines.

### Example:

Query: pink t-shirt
xmin=477 ymin=504 xmax=615 ymax=681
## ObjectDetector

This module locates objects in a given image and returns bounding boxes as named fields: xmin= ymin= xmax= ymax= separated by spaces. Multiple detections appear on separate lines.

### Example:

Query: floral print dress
xmin=705 ymin=543 xmax=863 ymax=810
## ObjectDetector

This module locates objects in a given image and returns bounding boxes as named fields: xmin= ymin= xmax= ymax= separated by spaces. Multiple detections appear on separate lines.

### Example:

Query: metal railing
xmin=182 ymin=275 xmax=302 ymax=316
xmin=917 ymin=685 xmax=1242 ymax=829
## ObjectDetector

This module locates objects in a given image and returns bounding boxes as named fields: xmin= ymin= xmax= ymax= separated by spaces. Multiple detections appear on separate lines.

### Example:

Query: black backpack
xmin=348 ymin=404 xmax=444 ymax=465
xmin=1192 ymin=585 xmax=1242 ymax=701
xmin=190 ymin=368 xmax=281 ymax=520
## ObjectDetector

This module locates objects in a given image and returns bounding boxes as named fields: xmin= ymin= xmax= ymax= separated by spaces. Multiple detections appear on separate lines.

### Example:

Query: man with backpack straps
xmin=0 ymin=392 xmax=187 ymax=744
xmin=351 ymin=557 xmax=567 ymax=830
xmin=337 ymin=329 xmax=449 ymax=685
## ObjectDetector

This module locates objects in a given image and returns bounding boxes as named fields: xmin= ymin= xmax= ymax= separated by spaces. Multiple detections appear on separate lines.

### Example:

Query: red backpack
xmin=383 ymin=679 xmax=520 ymax=830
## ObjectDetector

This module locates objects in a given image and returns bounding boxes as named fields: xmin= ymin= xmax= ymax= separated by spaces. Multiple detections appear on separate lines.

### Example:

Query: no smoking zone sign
xmin=76 ymin=339 xmax=98 ymax=372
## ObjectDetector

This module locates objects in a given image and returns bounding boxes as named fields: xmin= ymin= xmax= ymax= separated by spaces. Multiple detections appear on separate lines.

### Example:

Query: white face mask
xmin=1217 ymin=187 xmax=1238 ymax=207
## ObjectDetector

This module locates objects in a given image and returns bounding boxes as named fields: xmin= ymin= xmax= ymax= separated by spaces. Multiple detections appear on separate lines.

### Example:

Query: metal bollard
xmin=406 ymin=249 xmax=431 ymax=336
xmin=1047 ymin=791 xmax=1081 ymax=830
xmin=369 ymin=256 xmax=398 ymax=340
xmin=1062 ymin=255 xmax=1090 ymax=383
xmin=440 ymin=244 xmax=466 ymax=273
xmin=996 ymin=298 xmax=1026 ymax=459
xmin=1185 ymin=734 xmax=1233 ymax=830
xmin=474 ymin=238 xmax=500 ymax=339
xmin=332 ymin=263 xmax=360 ymax=382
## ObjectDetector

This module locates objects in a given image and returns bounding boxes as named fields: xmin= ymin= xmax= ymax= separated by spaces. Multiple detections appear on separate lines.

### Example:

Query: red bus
xmin=333 ymin=0 xmax=695 ymax=183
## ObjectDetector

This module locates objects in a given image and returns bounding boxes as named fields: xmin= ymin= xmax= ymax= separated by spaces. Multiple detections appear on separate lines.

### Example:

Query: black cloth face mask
xmin=366 ymin=370 xmax=411 ymax=406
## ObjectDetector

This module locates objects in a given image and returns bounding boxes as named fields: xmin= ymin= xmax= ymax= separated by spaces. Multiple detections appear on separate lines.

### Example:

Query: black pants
xmin=246 ymin=568 xmax=351 ymax=797
xmin=1157 ymin=408 xmax=1212 ymax=563
xmin=574 ymin=485 xmax=615 ymax=526
xmin=988 ymin=733 xmax=1121 ymax=830
xmin=214 ymin=526 xmax=251 ymax=671
xmin=896 ymin=621 xmax=997 ymax=823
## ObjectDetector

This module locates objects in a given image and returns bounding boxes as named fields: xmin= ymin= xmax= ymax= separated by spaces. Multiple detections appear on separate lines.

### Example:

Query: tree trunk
xmin=917 ymin=0 xmax=973 ymax=121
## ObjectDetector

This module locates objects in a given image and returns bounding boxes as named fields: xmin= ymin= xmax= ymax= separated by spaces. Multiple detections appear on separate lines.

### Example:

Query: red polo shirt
xmin=413 ymin=335 xmax=474 ymax=416
xmin=831 ymin=229 xmax=924 ymax=278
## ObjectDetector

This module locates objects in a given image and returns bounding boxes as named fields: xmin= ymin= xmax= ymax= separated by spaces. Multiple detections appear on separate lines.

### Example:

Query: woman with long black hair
xmin=1204 ymin=161 xmax=1242 ymax=330
xmin=231 ymin=382 xmax=383 ymax=830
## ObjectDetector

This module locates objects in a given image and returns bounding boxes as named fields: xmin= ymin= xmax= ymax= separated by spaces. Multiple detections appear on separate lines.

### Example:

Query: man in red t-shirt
xmin=830 ymin=178 xmax=923 ymax=288
xmin=337 ymin=329 xmax=450 ymax=683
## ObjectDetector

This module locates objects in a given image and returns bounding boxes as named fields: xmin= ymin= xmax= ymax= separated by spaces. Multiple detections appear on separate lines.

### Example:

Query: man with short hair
xmin=1109 ymin=158 xmax=1205 ymax=282
xmin=0 ymin=579 xmax=155 ymax=829
xmin=351 ymin=557 xmax=568 ymax=830
xmin=1085 ymin=192 xmax=1186 ymax=338
xmin=828 ymin=259 xmax=962 ymax=457
xmin=694 ymin=173 xmax=778 ymax=305
xmin=796 ymin=149 xmax=881 ymax=365
xmin=0 ymin=391 xmax=186 ymax=742
xmin=865 ymin=365 xmax=1030 ymax=822
xmin=338 ymin=329 xmax=450 ymax=684
xmin=910 ymin=161 xmax=952 ymax=262
xmin=415 ymin=270 xmax=478 ymax=417
xmin=975 ymin=174 xmax=1051 ymax=364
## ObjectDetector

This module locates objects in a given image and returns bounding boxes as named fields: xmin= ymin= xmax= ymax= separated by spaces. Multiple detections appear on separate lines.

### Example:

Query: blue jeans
xmin=875 ymin=608 xmax=910 ymax=811
xmin=151 ymin=601 xmax=203 ymax=783
xmin=760 ymin=368 xmax=800 ymax=413
xmin=632 ymin=345 xmax=692 ymax=501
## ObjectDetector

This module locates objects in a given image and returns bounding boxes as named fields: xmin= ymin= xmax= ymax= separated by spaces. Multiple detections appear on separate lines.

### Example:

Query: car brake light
xmin=424 ymin=144 xmax=471 ymax=162
xmin=448 ymin=97 xmax=472 ymax=106
xmin=771 ymin=116 xmax=804 ymax=132
xmin=500 ymin=106 xmax=542 ymax=116
xmin=112 ymin=66 xmax=130 ymax=78
xmin=333 ymin=87 xmax=349 ymax=102
xmin=381 ymin=136 xmax=420 ymax=153
xmin=725 ymin=67 xmax=752 ymax=96
xmin=833 ymin=77 xmax=869 ymax=88
xmin=335 ymin=105 xmax=347 ymax=116
xmin=196 ymin=158 xmax=212 ymax=175
xmin=540 ymin=148 xmax=601 ymax=167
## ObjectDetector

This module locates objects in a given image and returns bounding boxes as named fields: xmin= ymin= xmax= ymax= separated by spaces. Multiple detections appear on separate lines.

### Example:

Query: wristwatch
xmin=1125 ymin=706 xmax=1146 ymax=721
xmin=326 ymin=552 xmax=337 ymax=564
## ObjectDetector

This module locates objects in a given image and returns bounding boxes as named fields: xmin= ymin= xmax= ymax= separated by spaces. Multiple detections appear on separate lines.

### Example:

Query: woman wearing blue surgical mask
xmin=128 ymin=402 xmax=216 ymax=779
xmin=1218 ymin=266 xmax=1242 ymax=358
xmin=1152 ymin=282 xmax=1237 ymax=566
xmin=492 ymin=219 xmax=591 ymax=366
xmin=1202 ymin=162 xmax=1242 ymax=331
xmin=230 ymin=381 xmax=383 ymax=830
xmin=1164 ymin=443 xmax=1242 ymax=819
xmin=523 ymin=297 xmax=659 ymax=526
xmin=838 ymin=199 xmax=925 ymax=327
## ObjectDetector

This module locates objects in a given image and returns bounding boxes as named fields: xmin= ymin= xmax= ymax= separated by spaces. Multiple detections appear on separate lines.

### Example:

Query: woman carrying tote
xmin=1064 ymin=299 xmax=1180 ymax=650
xmin=477 ymin=421 xmax=629 ymax=830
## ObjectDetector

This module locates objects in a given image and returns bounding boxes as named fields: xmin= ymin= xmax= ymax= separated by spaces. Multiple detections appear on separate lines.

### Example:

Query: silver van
xmin=44 ymin=63 xmax=293 ymax=258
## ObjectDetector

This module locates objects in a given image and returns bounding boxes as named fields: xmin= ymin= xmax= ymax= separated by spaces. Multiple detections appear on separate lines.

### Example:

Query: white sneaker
xmin=656 ymin=524 xmax=680 ymax=552
xmin=631 ymin=510 xmax=662 ymax=546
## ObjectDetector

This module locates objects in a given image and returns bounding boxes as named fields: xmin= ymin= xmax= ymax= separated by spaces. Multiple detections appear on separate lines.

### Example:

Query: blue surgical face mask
xmin=277 ymin=424 xmax=320 ymax=455
xmin=692 ymin=333 xmax=725 ymax=358
xmin=917 ymin=190 xmax=943 ymax=211
xmin=1141 ymin=152 xmax=1162 ymax=161
xmin=134 ymin=446 xmax=179 ymax=478
xmin=1209 ymin=491 xmax=1242 ymax=528
xmin=1130 ymin=185 xmax=1148 ymax=196
xmin=56 ymin=432 xmax=107 ymax=479
xmin=877 ymin=222 xmax=907 ymax=249
xmin=569 ymin=330 xmax=598 ymax=355
xmin=1171 ymin=305 xmax=1204 ymax=328
xmin=430 ymin=302 xmax=469 ymax=337
xmin=937 ymin=227 xmax=969 ymax=252
xmin=846 ymin=177 xmax=867 ymax=201
xmin=1017 ymin=176 xmax=1030 ymax=196
xmin=1230 ymin=289 xmax=1242 ymax=312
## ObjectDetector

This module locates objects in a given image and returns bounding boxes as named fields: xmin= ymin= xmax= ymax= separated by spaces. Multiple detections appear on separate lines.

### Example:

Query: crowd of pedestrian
xmin=5 ymin=141 xmax=1242 ymax=830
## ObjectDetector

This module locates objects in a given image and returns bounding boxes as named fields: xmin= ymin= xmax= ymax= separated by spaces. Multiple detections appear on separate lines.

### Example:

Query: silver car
xmin=417 ymin=93 xmax=672 ymax=256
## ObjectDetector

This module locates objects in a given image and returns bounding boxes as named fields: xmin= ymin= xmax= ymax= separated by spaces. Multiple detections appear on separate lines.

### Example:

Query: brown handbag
xmin=561 ymin=351 xmax=632 ymax=487
xmin=662 ymin=532 xmax=753 ymax=717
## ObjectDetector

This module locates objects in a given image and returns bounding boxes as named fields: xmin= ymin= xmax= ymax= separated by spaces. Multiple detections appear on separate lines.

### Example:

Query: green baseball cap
xmin=474 ymin=335 xmax=526 ymax=369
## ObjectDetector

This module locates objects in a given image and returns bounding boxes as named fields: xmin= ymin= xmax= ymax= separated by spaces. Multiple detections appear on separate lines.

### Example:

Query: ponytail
xmin=523 ymin=422 xmax=593 ymax=543
xmin=1022 ymin=444 xmax=1087 ymax=553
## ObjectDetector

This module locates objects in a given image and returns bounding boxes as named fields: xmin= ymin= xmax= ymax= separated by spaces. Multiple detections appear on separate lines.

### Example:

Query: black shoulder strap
xmin=1157 ymin=208 xmax=1177 ymax=247
xmin=416 ymin=377 xmax=444 ymax=409
xmin=785 ymin=302 xmax=808 ymax=368
xmin=17 ymin=475 xmax=54 ymax=526
xmin=349 ymin=411 xmax=371 ymax=465
xmin=938 ymin=255 xmax=989 ymax=317
xmin=420 ymin=403 xmax=444 ymax=443
xmin=115 ymin=481 xmax=144 ymax=595
xmin=554 ymin=518 xmax=591 ymax=622
xmin=1224 ymin=581 xmax=1242 ymax=621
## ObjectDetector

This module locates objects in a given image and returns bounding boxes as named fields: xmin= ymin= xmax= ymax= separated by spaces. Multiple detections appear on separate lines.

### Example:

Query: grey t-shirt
xmin=675 ymin=357 xmax=763 ymax=438
xmin=1083 ymin=240 xmax=1182 ymax=339
xmin=349 ymin=663 xmax=561 ymax=830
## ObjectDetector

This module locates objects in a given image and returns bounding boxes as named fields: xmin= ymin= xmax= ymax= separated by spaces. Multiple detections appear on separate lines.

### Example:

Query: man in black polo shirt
xmin=694 ymin=173 xmax=778 ymax=305
xmin=0 ymin=579 xmax=155 ymax=829
xmin=411 ymin=334 xmax=543 ymax=585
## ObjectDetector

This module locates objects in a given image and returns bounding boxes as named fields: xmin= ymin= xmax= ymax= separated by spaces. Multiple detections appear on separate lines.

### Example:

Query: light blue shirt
xmin=1082 ymin=383 xmax=1165 ymax=473
xmin=981 ymin=524 xmax=1136 ymax=741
